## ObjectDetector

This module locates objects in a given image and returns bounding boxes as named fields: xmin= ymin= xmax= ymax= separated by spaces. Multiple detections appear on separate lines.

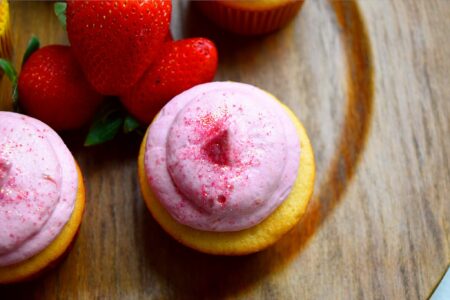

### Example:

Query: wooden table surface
xmin=1 ymin=0 xmax=449 ymax=299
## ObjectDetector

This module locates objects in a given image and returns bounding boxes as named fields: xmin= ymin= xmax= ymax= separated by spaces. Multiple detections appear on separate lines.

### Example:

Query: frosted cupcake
xmin=138 ymin=82 xmax=315 ymax=255
xmin=196 ymin=0 xmax=304 ymax=35
xmin=0 ymin=112 xmax=85 ymax=283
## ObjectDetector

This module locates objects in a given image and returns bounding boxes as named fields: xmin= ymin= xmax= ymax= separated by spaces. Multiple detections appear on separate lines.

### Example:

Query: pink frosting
xmin=145 ymin=82 xmax=300 ymax=231
xmin=0 ymin=112 xmax=78 ymax=267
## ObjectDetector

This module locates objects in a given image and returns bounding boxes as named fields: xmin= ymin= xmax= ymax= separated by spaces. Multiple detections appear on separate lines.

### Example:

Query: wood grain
xmin=1 ymin=0 xmax=449 ymax=299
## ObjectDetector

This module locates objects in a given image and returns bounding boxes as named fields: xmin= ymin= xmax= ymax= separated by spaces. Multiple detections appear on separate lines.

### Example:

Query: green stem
xmin=21 ymin=36 xmax=40 ymax=67
xmin=0 ymin=58 xmax=19 ymax=111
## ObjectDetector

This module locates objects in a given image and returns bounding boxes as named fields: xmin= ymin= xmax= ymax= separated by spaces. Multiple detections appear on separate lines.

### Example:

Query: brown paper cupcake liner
xmin=196 ymin=0 xmax=304 ymax=35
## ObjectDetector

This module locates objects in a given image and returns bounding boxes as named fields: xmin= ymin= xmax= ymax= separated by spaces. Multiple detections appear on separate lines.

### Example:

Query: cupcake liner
xmin=196 ymin=0 xmax=304 ymax=35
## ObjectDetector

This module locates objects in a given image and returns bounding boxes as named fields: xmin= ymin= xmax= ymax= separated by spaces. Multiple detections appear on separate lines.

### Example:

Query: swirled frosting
xmin=145 ymin=82 xmax=300 ymax=231
xmin=0 ymin=112 xmax=77 ymax=266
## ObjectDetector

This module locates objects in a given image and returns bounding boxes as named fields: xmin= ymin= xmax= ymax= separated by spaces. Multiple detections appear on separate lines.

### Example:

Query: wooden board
xmin=1 ymin=0 xmax=449 ymax=299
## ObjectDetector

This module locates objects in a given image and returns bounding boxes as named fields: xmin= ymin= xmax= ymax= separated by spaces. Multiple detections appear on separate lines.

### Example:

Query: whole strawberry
xmin=121 ymin=38 xmax=218 ymax=124
xmin=18 ymin=45 xmax=104 ymax=131
xmin=66 ymin=0 xmax=171 ymax=96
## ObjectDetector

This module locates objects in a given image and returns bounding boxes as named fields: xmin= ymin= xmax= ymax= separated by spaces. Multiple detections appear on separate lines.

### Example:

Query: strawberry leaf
xmin=84 ymin=101 xmax=124 ymax=146
xmin=21 ymin=36 xmax=40 ymax=67
xmin=0 ymin=58 xmax=20 ymax=112
xmin=85 ymin=100 xmax=144 ymax=146
xmin=0 ymin=58 xmax=17 ymax=82
xmin=85 ymin=118 xmax=123 ymax=146
xmin=54 ymin=2 xmax=67 ymax=30
xmin=12 ymin=83 xmax=19 ymax=113
xmin=123 ymin=115 xmax=140 ymax=133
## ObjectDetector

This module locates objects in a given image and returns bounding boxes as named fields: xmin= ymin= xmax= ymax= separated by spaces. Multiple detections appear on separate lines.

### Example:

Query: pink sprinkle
xmin=217 ymin=195 xmax=227 ymax=204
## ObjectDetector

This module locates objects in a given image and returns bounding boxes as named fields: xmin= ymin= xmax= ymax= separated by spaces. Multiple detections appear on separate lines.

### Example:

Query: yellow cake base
xmin=138 ymin=98 xmax=315 ymax=255
xmin=0 ymin=164 xmax=85 ymax=284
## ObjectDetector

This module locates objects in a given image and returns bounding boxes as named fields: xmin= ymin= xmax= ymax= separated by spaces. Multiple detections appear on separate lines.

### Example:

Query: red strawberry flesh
xmin=18 ymin=45 xmax=104 ymax=131
xmin=121 ymin=37 xmax=218 ymax=124
xmin=66 ymin=0 xmax=172 ymax=95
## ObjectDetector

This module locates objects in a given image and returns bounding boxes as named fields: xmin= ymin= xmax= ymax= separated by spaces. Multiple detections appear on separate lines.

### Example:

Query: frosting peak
xmin=202 ymin=129 xmax=230 ymax=166
xmin=145 ymin=82 xmax=301 ymax=232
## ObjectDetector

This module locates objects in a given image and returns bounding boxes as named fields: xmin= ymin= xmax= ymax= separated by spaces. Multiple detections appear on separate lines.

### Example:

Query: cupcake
xmin=138 ymin=82 xmax=315 ymax=255
xmin=0 ymin=112 xmax=85 ymax=284
xmin=195 ymin=0 xmax=304 ymax=35
xmin=0 ymin=0 xmax=12 ymax=59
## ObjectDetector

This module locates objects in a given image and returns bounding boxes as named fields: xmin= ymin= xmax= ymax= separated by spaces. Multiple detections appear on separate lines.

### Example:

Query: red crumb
xmin=217 ymin=195 xmax=227 ymax=204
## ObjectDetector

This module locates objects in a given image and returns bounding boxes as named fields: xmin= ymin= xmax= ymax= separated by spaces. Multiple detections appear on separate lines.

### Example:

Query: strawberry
xmin=121 ymin=38 xmax=218 ymax=124
xmin=165 ymin=30 xmax=173 ymax=42
xmin=18 ymin=45 xmax=104 ymax=131
xmin=66 ymin=0 xmax=172 ymax=96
